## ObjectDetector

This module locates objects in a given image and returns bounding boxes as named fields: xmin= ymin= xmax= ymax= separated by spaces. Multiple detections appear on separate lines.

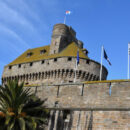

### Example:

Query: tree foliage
xmin=0 ymin=80 xmax=49 ymax=130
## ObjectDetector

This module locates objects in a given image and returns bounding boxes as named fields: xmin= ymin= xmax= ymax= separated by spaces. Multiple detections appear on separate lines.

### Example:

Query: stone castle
xmin=2 ymin=23 xmax=107 ymax=85
xmin=2 ymin=24 xmax=130 ymax=130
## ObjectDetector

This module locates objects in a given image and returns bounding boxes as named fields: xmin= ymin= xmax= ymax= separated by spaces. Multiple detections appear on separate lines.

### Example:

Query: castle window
xmin=86 ymin=60 xmax=90 ymax=64
xmin=30 ymin=62 xmax=33 ymax=66
xmin=54 ymin=58 xmax=57 ymax=62
xmin=27 ymin=52 xmax=33 ymax=57
xmin=40 ymin=49 xmax=46 ymax=54
xmin=54 ymin=50 xmax=56 ymax=54
xmin=68 ymin=57 xmax=72 ymax=61
xmin=41 ymin=60 xmax=45 ymax=64
xmin=18 ymin=64 xmax=21 ymax=68
xmin=9 ymin=66 xmax=12 ymax=69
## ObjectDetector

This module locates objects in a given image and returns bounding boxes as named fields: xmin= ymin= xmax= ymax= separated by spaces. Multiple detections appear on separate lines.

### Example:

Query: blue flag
xmin=77 ymin=50 xmax=79 ymax=65
xmin=104 ymin=49 xmax=111 ymax=65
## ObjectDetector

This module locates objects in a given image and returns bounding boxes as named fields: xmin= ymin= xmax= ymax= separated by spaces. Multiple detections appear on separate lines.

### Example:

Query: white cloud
xmin=0 ymin=1 xmax=35 ymax=31
xmin=3 ymin=0 xmax=41 ymax=22
xmin=0 ymin=24 xmax=31 ymax=50
xmin=0 ymin=0 xmax=52 ymax=43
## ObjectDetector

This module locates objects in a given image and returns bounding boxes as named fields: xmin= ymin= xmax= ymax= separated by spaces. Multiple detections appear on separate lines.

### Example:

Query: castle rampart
xmin=27 ymin=80 xmax=130 ymax=129
xmin=2 ymin=57 xmax=107 ymax=85
xmin=28 ymin=80 xmax=130 ymax=109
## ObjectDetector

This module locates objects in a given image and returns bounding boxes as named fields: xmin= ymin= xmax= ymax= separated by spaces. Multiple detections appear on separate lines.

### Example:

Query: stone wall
xmin=2 ymin=57 xmax=107 ymax=85
xmin=47 ymin=110 xmax=130 ymax=130
xmin=27 ymin=80 xmax=130 ymax=129
xmin=29 ymin=81 xmax=130 ymax=109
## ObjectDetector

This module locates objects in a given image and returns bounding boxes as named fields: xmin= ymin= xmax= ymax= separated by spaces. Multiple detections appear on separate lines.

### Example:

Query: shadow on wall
xmin=88 ymin=111 xmax=93 ymax=130
xmin=48 ymin=110 xmax=93 ymax=130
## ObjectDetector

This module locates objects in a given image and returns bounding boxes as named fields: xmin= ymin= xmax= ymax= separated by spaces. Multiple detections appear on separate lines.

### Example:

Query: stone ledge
xmin=24 ymin=79 xmax=130 ymax=87
xmin=83 ymin=79 xmax=130 ymax=84
xmin=47 ymin=107 xmax=130 ymax=111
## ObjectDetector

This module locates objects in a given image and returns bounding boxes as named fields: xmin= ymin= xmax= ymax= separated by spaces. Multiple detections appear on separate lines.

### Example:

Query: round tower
xmin=52 ymin=24 xmax=70 ymax=37
xmin=49 ymin=24 xmax=77 ymax=55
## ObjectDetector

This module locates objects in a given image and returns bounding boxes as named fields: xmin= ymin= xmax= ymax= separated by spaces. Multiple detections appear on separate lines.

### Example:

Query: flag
xmin=104 ymin=49 xmax=111 ymax=65
xmin=66 ymin=11 xmax=71 ymax=15
xmin=128 ymin=43 xmax=130 ymax=55
xmin=77 ymin=50 xmax=79 ymax=65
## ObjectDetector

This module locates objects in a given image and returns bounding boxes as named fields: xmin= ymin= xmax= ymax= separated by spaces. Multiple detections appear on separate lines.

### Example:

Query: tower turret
xmin=49 ymin=24 xmax=77 ymax=55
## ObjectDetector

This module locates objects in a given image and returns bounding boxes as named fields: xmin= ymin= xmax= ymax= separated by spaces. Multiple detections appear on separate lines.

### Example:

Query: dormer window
xmin=27 ymin=52 xmax=33 ymax=57
xmin=40 ymin=49 xmax=46 ymax=54
xmin=82 ymin=49 xmax=88 ymax=56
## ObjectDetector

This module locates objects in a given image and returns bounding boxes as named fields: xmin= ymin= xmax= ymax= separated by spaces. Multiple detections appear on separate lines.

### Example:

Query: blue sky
xmin=0 ymin=0 xmax=130 ymax=83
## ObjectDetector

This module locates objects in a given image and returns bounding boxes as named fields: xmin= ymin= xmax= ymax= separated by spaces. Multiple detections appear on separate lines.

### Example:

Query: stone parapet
xmin=25 ymin=80 xmax=130 ymax=109
xmin=2 ymin=57 xmax=107 ymax=85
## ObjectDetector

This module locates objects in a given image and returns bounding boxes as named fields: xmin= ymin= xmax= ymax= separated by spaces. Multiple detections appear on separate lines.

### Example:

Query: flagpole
xmin=64 ymin=15 xmax=66 ymax=24
xmin=100 ymin=46 xmax=103 ymax=81
xmin=128 ymin=43 xmax=130 ymax=79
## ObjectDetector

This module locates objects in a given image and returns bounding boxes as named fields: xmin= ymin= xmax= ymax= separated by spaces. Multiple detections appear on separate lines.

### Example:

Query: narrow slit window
xmin=18 ymin=64 xmax=21 ymax=68
xmin=68 ymin=57 xmax=72 ymax=61
xmin=86 ymin=60 xmax=90 ymax=64
xmin=30 ymin=62 xmax=33 ymax=66
xmin=54 ymin=58 xmax=57 ymax=62
xmin=41 ymin=60 xmax=45 ymax=64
